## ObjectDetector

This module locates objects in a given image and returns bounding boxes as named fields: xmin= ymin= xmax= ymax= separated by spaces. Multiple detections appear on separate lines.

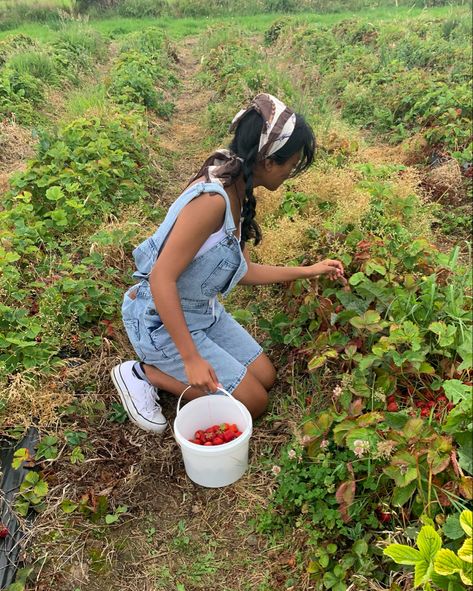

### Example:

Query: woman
xmin=111 ymin=93 xmax=345 ymax=432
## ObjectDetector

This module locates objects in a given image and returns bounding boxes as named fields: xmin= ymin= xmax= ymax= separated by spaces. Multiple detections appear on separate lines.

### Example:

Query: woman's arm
xmin=149 ymin=193 xmax=226 ymax=391
xmin=239 ymin=246 xmax=346 ymax=285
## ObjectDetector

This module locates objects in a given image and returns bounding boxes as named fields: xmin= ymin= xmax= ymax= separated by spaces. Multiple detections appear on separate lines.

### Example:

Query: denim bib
xmin=130 ymin=182 xmax=247 ymax=315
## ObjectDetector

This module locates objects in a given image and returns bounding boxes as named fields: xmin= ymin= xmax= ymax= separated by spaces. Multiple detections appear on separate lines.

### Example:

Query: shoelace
xmin=142 ymin=383 xmax=162 ymax=413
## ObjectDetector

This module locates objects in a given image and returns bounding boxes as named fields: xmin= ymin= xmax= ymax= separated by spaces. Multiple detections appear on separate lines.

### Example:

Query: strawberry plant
xmin=384 ymin=510 xmax=472 ymax=589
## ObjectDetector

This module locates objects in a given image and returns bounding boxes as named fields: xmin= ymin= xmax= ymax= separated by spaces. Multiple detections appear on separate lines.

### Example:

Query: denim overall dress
xmin=121 ymin=181 xmax=263 ymax=393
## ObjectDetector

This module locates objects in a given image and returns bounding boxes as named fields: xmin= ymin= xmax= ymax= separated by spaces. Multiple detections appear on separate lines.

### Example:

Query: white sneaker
xmin=111 ymin=361 xmax=167 ymax=433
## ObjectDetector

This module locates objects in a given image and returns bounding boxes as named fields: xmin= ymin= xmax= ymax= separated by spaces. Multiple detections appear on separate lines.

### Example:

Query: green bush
xmin=116 ymin=0 xmax=168 ymax=17
xmin=107 ymin=29 xmax=178 ymax=116
xmin=0 ymin=34 xmax=38 ymax=66
xmin=7 ymin=113 xmax=150 ymax=236
xmin=0 ymin=67 xmax=44 ymax=123
xmin=268 ymin=14 xmax=473 ymax=158
xmin=52 ymin=25 xmax=107 ymax=82
xmin=7 ymin=51 xmax=58 ymax=85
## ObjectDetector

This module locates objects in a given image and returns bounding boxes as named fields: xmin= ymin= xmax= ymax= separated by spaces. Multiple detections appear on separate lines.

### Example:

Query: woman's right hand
xmin=184 ymin=354 xmax=221 ymax=393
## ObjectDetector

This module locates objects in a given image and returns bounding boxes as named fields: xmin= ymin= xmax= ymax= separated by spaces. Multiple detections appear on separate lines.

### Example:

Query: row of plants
xmin=265 ymin=14 xmax=472 ymax=167
xmin=1 ymin=26 xmax=181 ymax=589
xmin=252 ymin=169 xmax=472 ymax=588
xmin=197 ymin=25 xmax=297 ymax=143
xmin=0 ymin=26 xmax=177 ymax=391
xmin=0 ymin=25 xmax=107 ymax=123
xmin=198 ymin=23 xmax=472 ymax=588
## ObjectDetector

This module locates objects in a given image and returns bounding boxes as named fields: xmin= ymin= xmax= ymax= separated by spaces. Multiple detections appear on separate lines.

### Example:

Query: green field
xmin=0 ymin=3 xmax=472 ymax=590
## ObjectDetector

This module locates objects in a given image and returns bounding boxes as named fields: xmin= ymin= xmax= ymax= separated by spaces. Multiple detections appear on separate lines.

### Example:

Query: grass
xmin=61 ymin=83 xmax=108 ymax=120
xmin=0 ymin=5 xmax=470 ymax=41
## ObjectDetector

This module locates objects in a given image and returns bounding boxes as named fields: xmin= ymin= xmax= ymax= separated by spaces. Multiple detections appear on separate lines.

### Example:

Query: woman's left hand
xmin=304 ymin=259 xmax=347 ymax=285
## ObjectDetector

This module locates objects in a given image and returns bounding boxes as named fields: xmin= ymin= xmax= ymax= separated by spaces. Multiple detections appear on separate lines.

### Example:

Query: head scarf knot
xmin=188 ymin=93 xmax=296 ymax=187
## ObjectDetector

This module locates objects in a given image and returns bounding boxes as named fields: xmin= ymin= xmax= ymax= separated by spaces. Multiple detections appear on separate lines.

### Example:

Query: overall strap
xmin=164 ymin=181 xmax=236 ymax=235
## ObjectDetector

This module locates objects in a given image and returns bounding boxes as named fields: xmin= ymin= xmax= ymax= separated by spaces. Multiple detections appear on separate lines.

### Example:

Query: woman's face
xmin=253 ymin=151 xmax=302 ymax=191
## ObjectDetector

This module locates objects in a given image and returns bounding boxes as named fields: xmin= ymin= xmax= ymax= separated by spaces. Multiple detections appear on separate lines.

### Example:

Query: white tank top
xmin=193 ymin=220 xmax=242 ymax=259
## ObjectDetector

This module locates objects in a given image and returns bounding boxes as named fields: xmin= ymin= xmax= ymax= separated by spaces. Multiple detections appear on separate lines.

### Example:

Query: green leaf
xmin=383 ymin=411 xmax=408 ymax=430
xmin=427 ymin=436 xmax=452 ymax=475
xmin=12 ymin=448 xmax=32 ymax=469
xmin=105 ymin=514 xmax=119 ymax=524
xmin=392 ymin=480 xmax=417 ymax=507
xmin=61 ymin=499 xmax=78 ymax=514
xmin=33 ymin=480 xmax=48 ymax=497
xmin=414 ymin=560 xmax=429 ymax=587
xmin=45 ymin=186 xmax=64 ymax=201
xmin=323 ymin=571 xmax=340 ymax=588
xmin=403 ymin=418 xmax=425 ymax=439
xmin=460 ymin=510 xmax=472 ymax=537
xmin=443 ymin=515 xmax=466 ymax=540
xmin=349 ymin=272 xmax=366 ymax=286
xmin=350 ymin=310 xmax=383 ymax=332
xmin=352 ymin=539 xmax=368 ymax=557
xmin=417 ymin=525 xmax=442 ymax=563
xmin=458 ymin=538 xmax=472 ymax=563
xmin=308 ymin=349 xmax=338 ymax=371
xmin=384 ymin=451 xmax=418 ymax=487
xmin=434 ymin=548 xmax=464 ymax=576
xmin=443 ymin=380 xmax=471 ymax=404
xmin=384 ymin=544 xmax=423 ymax=565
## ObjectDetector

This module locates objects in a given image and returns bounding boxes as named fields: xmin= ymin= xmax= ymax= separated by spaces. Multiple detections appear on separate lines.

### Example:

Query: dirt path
xmin=156 ymin=37 xmax=213 ymax=190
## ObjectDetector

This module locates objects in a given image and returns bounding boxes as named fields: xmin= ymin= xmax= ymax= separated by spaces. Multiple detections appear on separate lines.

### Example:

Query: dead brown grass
xmin=0 ymin=119 xmax=35 ymax=172
xmin=1 ymin=373 xmax=73 ymax=429
xmin=423 ymin=158 xmax=467 ymax=205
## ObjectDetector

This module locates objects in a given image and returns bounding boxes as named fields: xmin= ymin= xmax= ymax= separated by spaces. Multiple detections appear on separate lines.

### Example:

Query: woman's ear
xmin=263 ymin=158 xmax=274 ymax=172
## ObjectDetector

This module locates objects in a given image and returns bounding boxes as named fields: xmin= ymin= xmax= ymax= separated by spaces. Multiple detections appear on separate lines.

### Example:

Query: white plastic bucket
xmin=173 ymin=387 xmax=253 ymax=488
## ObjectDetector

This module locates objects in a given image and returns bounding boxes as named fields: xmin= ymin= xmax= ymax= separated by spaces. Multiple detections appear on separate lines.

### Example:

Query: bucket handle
xmin=176 ymin=385 xmax=248 ymax=425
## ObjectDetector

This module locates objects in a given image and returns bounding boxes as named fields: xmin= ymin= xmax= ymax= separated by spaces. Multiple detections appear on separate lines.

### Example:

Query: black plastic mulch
xmin=0 ymin=428 xmax=39 ymax=590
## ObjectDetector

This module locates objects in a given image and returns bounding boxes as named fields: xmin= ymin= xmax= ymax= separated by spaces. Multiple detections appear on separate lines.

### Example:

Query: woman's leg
xmin=142 ymin=364 xmax=204 ymax=400
xmin=142 ymin=362 xmax=269 ymax=419
xmin=246 ymin=352 xmax=277 ymax=391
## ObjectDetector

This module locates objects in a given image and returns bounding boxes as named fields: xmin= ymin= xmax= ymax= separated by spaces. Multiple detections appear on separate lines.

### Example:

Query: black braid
xmin=228 ymin=108 xmax=315 ymax=247
xmin=240 ymin=145 xmax=262 ymax=246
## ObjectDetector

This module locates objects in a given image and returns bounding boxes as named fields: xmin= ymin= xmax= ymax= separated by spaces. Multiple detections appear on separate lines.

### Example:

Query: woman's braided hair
xmin=229 ymin=110 xmax=315 ymax=246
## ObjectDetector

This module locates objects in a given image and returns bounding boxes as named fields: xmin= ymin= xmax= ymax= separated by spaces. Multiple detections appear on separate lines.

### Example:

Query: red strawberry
xmin=204 ymin=441 xmax=213 ymax=446
xmin=222 ymin=430 xmax=235 ymax=443
xmin=378 ymin=512 xmax=391 ymax=523
xmin=0 ymin=524 xmax=8 ymax=539
xmin=421 ymin=408 xmax=430 ymax=417
xmin=387 ymin=395 xmax=396 ymax=403
xmin=213 ymin=437 xmax=224 ymax=445
xmin=387 ymin=402 xmax=399 ymax=412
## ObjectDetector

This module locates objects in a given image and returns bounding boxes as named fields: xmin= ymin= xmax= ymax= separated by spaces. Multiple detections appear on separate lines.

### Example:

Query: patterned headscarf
xmin=188 ymin=93 xmax=296 ymax=187
xmin=230 ymin=93 xmax=296 ymax=161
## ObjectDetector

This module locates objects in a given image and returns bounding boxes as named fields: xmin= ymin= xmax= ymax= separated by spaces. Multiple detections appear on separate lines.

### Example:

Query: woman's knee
xmin=247 ymin=352 xmax=276 ymax=391
xmin=232 ymin=372 xmax=269 ymax=419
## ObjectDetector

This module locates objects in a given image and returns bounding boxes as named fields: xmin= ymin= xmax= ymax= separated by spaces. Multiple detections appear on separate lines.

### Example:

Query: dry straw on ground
xmin=423 ymin=158 xmax=466 ymax=205
xmin=1 ymin=372 xmax=73 ymax=429
xmin=0 ymin=118 xmax=35 ymax=171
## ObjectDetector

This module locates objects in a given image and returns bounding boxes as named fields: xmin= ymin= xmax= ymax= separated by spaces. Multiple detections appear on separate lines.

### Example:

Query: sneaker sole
xmin=110 ymin=365 xmax=167 ymax=433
